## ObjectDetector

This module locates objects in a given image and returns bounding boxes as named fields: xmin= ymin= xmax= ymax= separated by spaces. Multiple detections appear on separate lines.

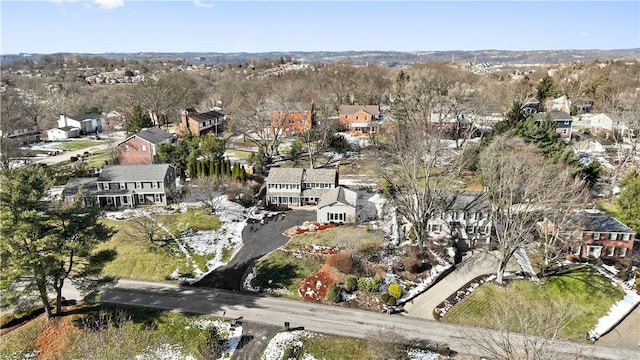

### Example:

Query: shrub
xmin=344 ymin=275 xmax=358 ymax=292
xmin=357 ymin=277 xmax=380 ymax=293
xmin=616 ymin=270 xmax=629 ymax=281
xmin=388 ymin=283 xmax=402 ymax=300
xmin=380 ymin=293 xmax=390 ymax=303
xmin=325 ymin=283 xmax=342 ymax=303
xmin=326 ymin=252 xmax=353 ymax=274
xmin=386 ymin=296 xmax=396 ymax=306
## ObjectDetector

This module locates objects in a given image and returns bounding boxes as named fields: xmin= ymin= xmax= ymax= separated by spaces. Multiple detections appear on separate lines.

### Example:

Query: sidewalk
xmin=402 ymin=250 xmax=520 ymax=320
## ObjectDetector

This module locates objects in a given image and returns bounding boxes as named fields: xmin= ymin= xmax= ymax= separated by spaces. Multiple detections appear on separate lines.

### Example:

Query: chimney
xmin=59 ymin=114 xmax=66 ymax=128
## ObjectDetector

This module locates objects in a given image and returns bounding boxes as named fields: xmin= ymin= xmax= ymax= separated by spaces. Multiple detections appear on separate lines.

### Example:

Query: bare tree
xmin=375 ymin=65 xmax=462 ymax=248
xmin=189 ymin=177 xmax=229 ymax=214
xmin=479 ymin=136 xmax=587 ymax=284
xmin=366 ymin=327 xmax=410 ymax=360
xmin=125 ymin=213 xmax=167 ymax=246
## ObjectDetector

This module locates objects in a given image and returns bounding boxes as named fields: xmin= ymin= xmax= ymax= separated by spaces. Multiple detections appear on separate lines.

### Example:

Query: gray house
xmin=94 ymin=164 xmax=177 ymax=208
xmin=265 ymin=167 xmax=338 ymax=207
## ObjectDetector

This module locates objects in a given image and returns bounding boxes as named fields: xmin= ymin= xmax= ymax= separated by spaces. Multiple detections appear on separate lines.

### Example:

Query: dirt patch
xmin=36 ymin=307 xmax=82 ymax=360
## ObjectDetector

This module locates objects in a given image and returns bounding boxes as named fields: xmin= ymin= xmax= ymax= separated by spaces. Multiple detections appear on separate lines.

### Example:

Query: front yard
xmin=52 ymin=139 xmax=105 ymax=151
xmin=442 ymin=266 xmax=625 ymax=341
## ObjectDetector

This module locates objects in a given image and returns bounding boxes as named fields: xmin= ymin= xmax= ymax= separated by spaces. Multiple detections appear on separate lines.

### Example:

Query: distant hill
xmin=2 ymin=49 xmax=639 ymax=67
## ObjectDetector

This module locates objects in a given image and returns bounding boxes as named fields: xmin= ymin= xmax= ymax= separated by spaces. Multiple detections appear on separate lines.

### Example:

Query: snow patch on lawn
xmin=407 ymin=348 xmax=439 ymax=360
xmin=186 ymin=319 xmax=243 ymax=359
xmin=588 ymin=266 xmax=640 ymax=341
xmin=135 ymin=343 xmax=197 ymax=360
xmin=261 ymin=331 xmax=316 ymax=360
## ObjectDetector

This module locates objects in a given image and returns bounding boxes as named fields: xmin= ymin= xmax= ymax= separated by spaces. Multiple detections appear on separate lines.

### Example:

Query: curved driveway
xmin=195 ymin=210 xmax=315 ymax=290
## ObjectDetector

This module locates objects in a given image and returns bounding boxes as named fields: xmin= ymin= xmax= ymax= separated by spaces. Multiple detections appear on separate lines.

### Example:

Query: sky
xmin=1 ymin=1 xmax=638 ymax=54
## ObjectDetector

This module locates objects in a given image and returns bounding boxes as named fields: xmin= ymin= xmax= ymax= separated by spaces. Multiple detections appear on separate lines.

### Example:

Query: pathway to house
xmin=402 ymin=250 xmax=521 ymax=320
xmin=598 ymin=301 xmax=640 ymax=350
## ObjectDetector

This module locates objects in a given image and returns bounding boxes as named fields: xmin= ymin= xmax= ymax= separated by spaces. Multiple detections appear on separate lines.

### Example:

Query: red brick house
xmin=339 ymin=105 xmax=381 ymax=136
xmin=178 ymin=108 xmax=226 ymax=136
xmin=269 ymin=103 xmax=313 ymax=136
xmin=568 ymin=213 xmax=636 ymax=264
xmin=117 ymin=127 xmax=174 ymax=165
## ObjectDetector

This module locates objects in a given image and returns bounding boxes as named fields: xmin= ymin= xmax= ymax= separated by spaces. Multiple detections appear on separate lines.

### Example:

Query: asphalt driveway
xmin=195 ymin=209 xmax=315 ymax=290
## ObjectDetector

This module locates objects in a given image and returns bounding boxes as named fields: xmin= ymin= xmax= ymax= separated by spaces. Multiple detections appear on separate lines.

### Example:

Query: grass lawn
xmin=285 ymin=225 xmax=383 ymax=250
xmin=84 ymin=151 xmax=112 ymax=168
xmin=97 ymin=219 xmax=186 ymax=282
xmin=296 ymin=334 xmax=370 ymax=360
xmin=442 ymin=266 xmax=625 ymax=341
xmin=0 ymin=313 xmax=47 ymax=359
xmin=1 ymin=304 xmax=223 ymax=360
xmin=158 ymin=208 xmax=222 ymax=234
xmin=52 ymin=140 xmax=105 ymax=151
xmin=224 ymin=149 xmax=253 ymax=160
xmin=252 ymin=251 xmax=325 ymax=298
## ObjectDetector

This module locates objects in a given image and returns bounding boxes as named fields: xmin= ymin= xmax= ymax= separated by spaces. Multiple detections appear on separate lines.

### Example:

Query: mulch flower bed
xmin=299 ymin=270 xmax=334 ymax=302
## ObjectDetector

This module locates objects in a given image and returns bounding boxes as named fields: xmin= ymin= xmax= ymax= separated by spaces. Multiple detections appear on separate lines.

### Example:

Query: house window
xmin=606 ymin=247 xmax=615 ymax=257
xmin=480 ymin=212 xmax=488 ymax=220
xmin=119 ymin=182 xmax=126 ymax=189
xmin=468 ymin=212 xmax=477 ymax=221
xmin=592 ymin=232 xmax=600 ymax=240
xmin=622 ymin=233 xmax=630 ymax=241
xmin=356 ymin=116 xmax=359 ymax=121
xmin=619 ymin=247 xmax=627 ymax=258
xmin=136 ymin=182 xmax=142 ymax=189
xmin=466 ymin=225 xmax=475 ymax=234
xmin=301 ymin=119 xmax=307 ymax=124
xmin=153 ymin=182 xmax=159 ymax=189
xmin=154 ymin=194 xmax=161 ymax=202
xmin=124 ymin=144 xmax=130 ymax=151
xmin=105 ymin=183 xmax=110 ymax=190
xmin=563 ymin=129 xmax=568 ymax=135
xmin=587 ymin=246 xmax=602 ymax=258
xmin=364 ymin=116 xmax=368 ymax=121
xmin=573 ymin=245 xmax=582 ymax=255
xmin=138 ymin=194 xmax=145 ymax=203
xmin=141 ymin=145 xmax=147 ymax=152
xmin=289 ymin=119 xmax=295 ymax=124
xmin=123 ymin=196 xmax=129 ymax=204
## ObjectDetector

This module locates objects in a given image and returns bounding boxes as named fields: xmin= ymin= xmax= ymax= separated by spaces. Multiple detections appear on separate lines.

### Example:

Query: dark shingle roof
xmin=136 ymin=127 xmax=173 ymax=144
xmin=437 ymin=191 xmax=490 ymax=212
xmin=581 ymin=215 xmax=634 ymax=233
xmin=188 ymin=110 xmax=225 ymax=123
xmin=57 ymin=126 xmax=78 ymax=132
xmin=97 ymin=164 xmax=173 ymax=182
xmin=62 ymin=177 xmax=98 ymax=197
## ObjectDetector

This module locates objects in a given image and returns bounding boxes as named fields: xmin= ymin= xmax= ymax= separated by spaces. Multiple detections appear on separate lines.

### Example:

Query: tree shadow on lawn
xmin=542 ymin=264 xmax=619 ymax=296
xmin=251 ymin=262 xmax=300 ymax=292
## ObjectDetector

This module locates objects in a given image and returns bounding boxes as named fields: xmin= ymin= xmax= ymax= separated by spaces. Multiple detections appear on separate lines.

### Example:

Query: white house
xmin=265 ymin=167 xmax=338 ymax=207
xmin=58 ymin=113 xmax=104 ymax=134
xmin=317 ymin=186 xmax=357 ymax=224
xmin=47 ymin=126 xmax=80 ymax=141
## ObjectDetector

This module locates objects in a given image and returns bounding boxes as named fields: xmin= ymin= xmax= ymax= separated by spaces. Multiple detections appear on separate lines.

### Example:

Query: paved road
xmin=32 ymin=141 xmax=116 ymax=167
xmin=404 ymin=250 xmax=521 ymax=320
xmin=231 ymin=321 xmax=281 ymax=360
xmin=100 ymin=280 xmax=640 ymax=360
xmin=195 ymin=210 xmax=315 ymax=290
xmin=598 ymin=303 xmax=640 ymax=349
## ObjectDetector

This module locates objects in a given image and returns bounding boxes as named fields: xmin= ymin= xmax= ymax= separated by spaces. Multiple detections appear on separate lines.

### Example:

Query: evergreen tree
xmin=0 ymin=167 xmax=113 ymax=319
xmin=617 ymin=171 xmax=640 ymax=234
xmin=124 ymin=104 xmax=153 ymax=136
xmin=209 ymin=159 xmax=215 ymax=177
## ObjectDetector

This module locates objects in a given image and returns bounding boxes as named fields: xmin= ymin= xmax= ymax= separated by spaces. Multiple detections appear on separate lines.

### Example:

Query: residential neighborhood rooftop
xmin=303 ymin=168 xmax=337 ymax=184
xmin=134 ymin=126 xmax=174 ymax=144
xmin=97 ymin=164 xmax=173 ymax=182
xmin=339 ymin=105 xmax=380 ymax=116
xmin=266 ymin=168 xmax=304 ymax=183
xmin=581 ymin=214 xmax=635 ymax=233
xmin=61 ymin=177 xmax=98 ymax=198
xmin=318 ymin=186 xmax=357 ymax=208
xmin=188 ymin=110 xmax=225 ymax=123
